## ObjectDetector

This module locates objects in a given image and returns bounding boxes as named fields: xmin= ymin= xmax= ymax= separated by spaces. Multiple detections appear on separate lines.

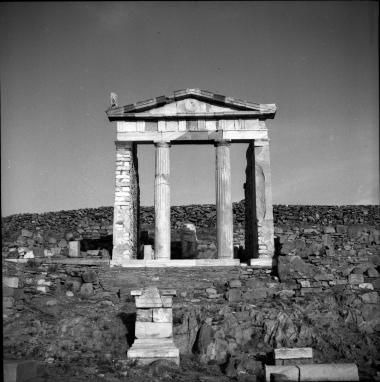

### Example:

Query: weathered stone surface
xmin=274 ymin=347 xmax=313 ymax=361
xmin=367 ymin=268 xmax=379 ymax=277
xmin=68 ymin=241 xmax=80 ymax=258
xmin=136 ymin=296 xmax=163 ymax=308
xmin=3 ymin=277 xmax=19 ymax=288
xmin=4 ymin=360 xmax=39 ymax=382
xmin=143 ymin=245 xmax=154 ymax=260
xmin=179 ymin=223 xmax=198 ymax=259
xmin=361 ymin=292 xmax=378 ymax=304
xmin=127 ymin=339 xmax=179 ymax=364
xmin=79 ymin=283 xmax=93 ymax=297
xmin=21 ymin=229 xmax=33 ymax=237
xmin=161 ymin=296 xmax=173 ymax=308
xmin=348 ymin=274 xmax=364 ymax=284
xmin=135 ymin=322 xmax=173 ymax=339
xmin=226 ymin=288 xmax=241 ymax=302
xmin=153 ymin=308 xmax=172 ymax=323
xmin=82 ymin=270 xmax=98 ymax=283
xmin=137 ymin=309 xmax=153 ymax=322
xmin=3 ymin=296 xmax=15 ymax=309
xmin=229 ymin=279 xmax=242 ymax=288
xmin=58 ymin=239 xmax=67 ymax=248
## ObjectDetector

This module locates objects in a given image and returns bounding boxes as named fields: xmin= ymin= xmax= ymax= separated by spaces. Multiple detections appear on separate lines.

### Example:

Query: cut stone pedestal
xmin=127 ymin=287 xmax=179 ymax=365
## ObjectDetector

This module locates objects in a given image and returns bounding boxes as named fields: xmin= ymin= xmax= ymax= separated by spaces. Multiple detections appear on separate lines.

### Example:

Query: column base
xmin=127 ymin=339 xmax=179 ymax=366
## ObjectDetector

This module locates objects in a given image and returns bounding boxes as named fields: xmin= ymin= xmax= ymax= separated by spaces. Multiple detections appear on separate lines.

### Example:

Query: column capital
xmin=214 ymin=139 xmax=231 ymax=147
xmin=154 ymin=141 xmax=171 ymax=148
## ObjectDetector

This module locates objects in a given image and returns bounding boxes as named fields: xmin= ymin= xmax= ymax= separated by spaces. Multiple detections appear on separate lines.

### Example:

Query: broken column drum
xmin=106 ymin=89 xmax=277 ymax=267
xmin=127 ymin=287 xmax=179 ymax=365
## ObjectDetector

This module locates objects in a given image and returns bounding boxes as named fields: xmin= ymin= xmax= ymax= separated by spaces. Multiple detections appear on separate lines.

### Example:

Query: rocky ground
xmin=3 ymin=264 xmax=380 ymax=381
xmin=2 ymin=204 xmax=380 ymax=381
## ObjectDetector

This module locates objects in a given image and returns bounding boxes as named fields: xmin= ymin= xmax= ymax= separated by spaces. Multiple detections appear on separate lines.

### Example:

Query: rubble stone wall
xmin=2 ymin=203 xmax=378 ymax=260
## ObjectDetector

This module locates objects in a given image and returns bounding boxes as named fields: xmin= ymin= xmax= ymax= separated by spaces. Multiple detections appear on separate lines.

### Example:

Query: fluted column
xmin=154 ymin=142 xmax=171 ymax=260
xmin=215 ymin=140 xmax=233 ymax=259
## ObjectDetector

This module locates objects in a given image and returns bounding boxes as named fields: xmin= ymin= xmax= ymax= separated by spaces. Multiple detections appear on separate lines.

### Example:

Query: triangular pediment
xmin=106 ymin=88 xmax=276 ymax=119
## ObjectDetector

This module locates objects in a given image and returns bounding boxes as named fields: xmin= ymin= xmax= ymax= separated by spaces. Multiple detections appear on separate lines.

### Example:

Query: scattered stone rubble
xmin=2 ymin=203 xmax=380 ymax=381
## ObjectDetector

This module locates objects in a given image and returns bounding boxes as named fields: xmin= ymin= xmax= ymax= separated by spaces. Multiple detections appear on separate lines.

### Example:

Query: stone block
xmin=361 ymin=292 xmax=378 ymax=304
xmin=3 ymin=287 xmax=14 ymax=297
xmin=136 ymin=309 xmax=153 ymax=322
xmin=3 ymin=296 xmax=14 ymax=309
xmin=82 ymin=270 xmax=98 ymax=283
xmin=274 ymin=347 xmax=313 ymax=361
xmin=68 ymin=241 xmax=80 ymax=258
xmin=143 ymin=245 xmax=154 ymax=260
xmin=265 ymin=363 xmax=359 ymax=382
xmin=348 ymin=274 xmax=364 ymax=284
xmin=136 ymin=296 xmax=163 ymax=308
xmin=367 ymin=268 xmax=379 ymax=277
xmin=229 ymin=279 xmax=242 ymax=288
xmin=299 ymin=280 xmax=311 ymax=288
xmin=21 ymin=229 xmax=33 ymax=237
xmin=243 ymin=288 xmax=267 ymax=300
xmin=3 ymin=277 xmax=19 ymax=288
xmin=227 ymin=288 xmax=241 ymax=302
xmin=300 ymin=287 xmax=322 ymax=295
xmin=13 ymin=289 xmax=25 ymax=300
xmin=358 ymin=283 xmax=374 ymax=290
xmin=160 ymin=289 xmax=176 ymax=296
xmin=4 ymin=360 xmax=39 ymax=382
xmin=324 ymin=226 xmax=336 ymax=234
xmin=127 ymin=339 xmax=179 ymax=365
xmin=58 ymin=239 xmax=67 ymax=248
xmin=153 ymin=308 xmax=172 ymax=323
xmin=206 ymin=287 xmax=217 ymax=295
xmin=24 ymin=251 xmax=34 ymax=259
xmin=80 ymin=283 xmax=93 ymax=297
xmin=135 ymin=322 xmax=173 ymax=339
xmin=161 ymin=296 xmax=173 ymax=308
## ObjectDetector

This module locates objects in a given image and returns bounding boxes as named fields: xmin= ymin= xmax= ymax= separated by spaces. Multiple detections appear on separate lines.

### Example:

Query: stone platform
xmin=127 ymin=339 xmax=179 ymax=365
xmin=111 ymin=258 xmax=240 ymax=268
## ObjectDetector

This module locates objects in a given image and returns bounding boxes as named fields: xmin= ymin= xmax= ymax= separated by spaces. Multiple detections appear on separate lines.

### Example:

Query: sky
xmin=1 ymin=1 xmax=378 ymax=217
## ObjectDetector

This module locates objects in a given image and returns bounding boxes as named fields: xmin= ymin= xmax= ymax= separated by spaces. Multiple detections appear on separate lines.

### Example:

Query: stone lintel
xmin=116 ymin=129 xmax=268 ymax=143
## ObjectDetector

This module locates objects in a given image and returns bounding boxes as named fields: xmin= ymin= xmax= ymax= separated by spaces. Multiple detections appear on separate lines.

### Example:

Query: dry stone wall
xmin=2 ymin=203 xmax=378 ymax=261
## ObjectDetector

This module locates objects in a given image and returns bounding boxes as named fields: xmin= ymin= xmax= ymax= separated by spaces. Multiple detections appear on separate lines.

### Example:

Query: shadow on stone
xmin=117 ymin=312 xmax=136 ymax=347
xmin=272 ymin=236 xmax=282 ymax=277
xmin=80 ymin=235 xmax=113 ymax=258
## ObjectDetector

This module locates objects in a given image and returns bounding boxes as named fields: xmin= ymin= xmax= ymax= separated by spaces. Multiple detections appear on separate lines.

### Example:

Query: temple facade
xmin=106 ymin=89 xmax=277 ymax=267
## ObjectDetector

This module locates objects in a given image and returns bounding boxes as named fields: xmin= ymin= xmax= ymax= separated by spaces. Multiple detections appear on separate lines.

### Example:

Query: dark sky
xmin=1 ymin=1 xmax=378 ymax=216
